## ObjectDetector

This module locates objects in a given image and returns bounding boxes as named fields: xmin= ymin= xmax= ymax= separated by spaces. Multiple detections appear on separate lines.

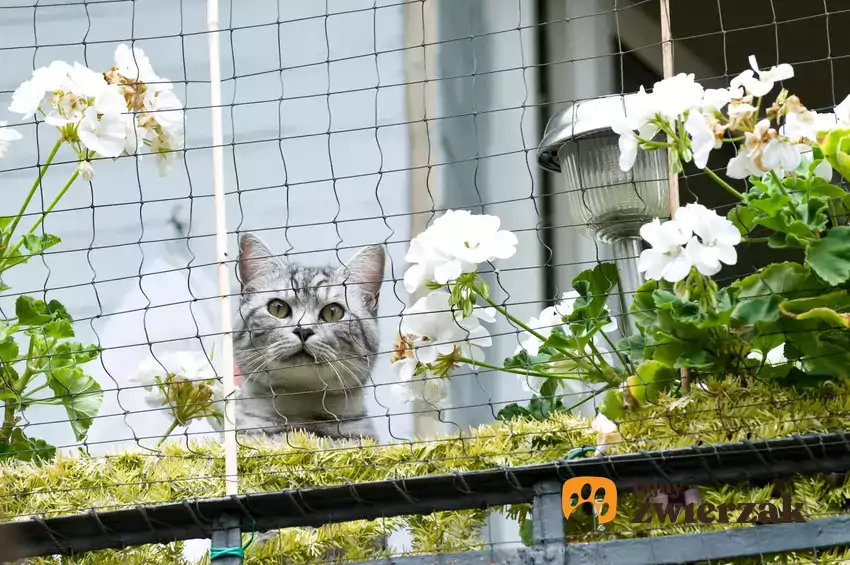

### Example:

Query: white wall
xmin=0 ymin=0 xmax=413 ymax=452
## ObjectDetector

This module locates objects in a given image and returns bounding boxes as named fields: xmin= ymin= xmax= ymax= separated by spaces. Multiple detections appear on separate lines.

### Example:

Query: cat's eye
xmin=319 ymin=303 xmax=345 ymax=322
xmin=267 ymin=299 xmax=291 ymax=319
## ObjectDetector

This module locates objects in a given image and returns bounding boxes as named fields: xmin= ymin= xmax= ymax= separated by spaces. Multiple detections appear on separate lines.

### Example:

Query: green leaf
xmin=627 ymin=361 xmax=676 ymax=406
xmin=731 ymin=262 xmax=823 ymax=327
xmin=795 ymin=198 xmax=829 ymax=232
xmin=806 ymin=226 xmax=850 ymax=285
xmin=43 ymin=319 xmax=74 ymax=340
xmin=779 ymin=291 xmax=850 ymax=328
xmin=46 ymin=299 xmax=71 ymax=321
xmin=819 ymin=128 xmax=850 ymax=181
xmin=807 ymin=180 xmax=846 ymax=200
xmin=0 ymin=429 xmax=56 ymax=463
xmin=504 ymin=350 xmax=553 ymax=373
xmin=748 ymin=192 xmax=790 ymax=215
xmin=518 ymin=516 xmax=534 ymax=547
xmin=496 ymin=403 xmax=531 ymax=421
xmin=15 ymin=296 xmax=52 ymax=326
xmin=21 ymin=233 xmax=61 ymax=255
xmin=675 ymin=349 xmax=714 ymax=369
xmin=0 ymin=336 xmax=19 ymax=363
xmin=569 ymin=263 xmax=618 ymax=333
xmin=732 ymin=294 xmax=782 ymax=325
xmin=729 ymin=205 xmax=760 ymax=236
xmin=600 ymin=388 xmax=625 ymax=420
xmin=617 ymin=333 xmax=647 ymax=364
xmin=47 ymin=367 xmax=103 ymax=441
xmin=631 ymin=279 xmax=661 ymax=332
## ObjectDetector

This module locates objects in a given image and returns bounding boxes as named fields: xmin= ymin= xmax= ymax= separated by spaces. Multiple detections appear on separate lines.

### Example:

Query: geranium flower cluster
xmin=393 ymin=210 xmax=517 ymax=401
xmin=403 ymin=209 xmax=519 ymax=293
xmin=638 ymin=203 xmax=741 ymax=283
xmin=132 ymin=350 xmax=223 ymax=444
xmin=612 ymin=54 xmax=850 ymax=180
xmin=6 ymin=44 xmax=183 ymax=176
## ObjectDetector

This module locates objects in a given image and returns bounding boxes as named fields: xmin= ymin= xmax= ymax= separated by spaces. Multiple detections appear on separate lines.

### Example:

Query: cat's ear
xmin=238 ymin=232 xmax=280 ymax=286
xmin=339 ymin=245 xmax=385 ymax=314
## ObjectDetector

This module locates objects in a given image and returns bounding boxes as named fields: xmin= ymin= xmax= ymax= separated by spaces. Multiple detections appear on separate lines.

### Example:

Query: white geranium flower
xmin=731 ymin=55 xmax=794 ymax=97
xmin=402 ymin=210 xmax=518 ymax=293
xmin=834 ymin=95 xmax=850 ymax=127
xmin=651 ymin=73 xmax=704 ymax=119
xmin=515 ymin=305 xmax=566 ymax=357
xmin=392 ymin=369 xmax=446 ymax=404
xmin=400 ymin=290 xmax=492 ymax=364
xmin=726 ymin=151 xmax=761 ymax=179
xmin=77 ymin=85 xmax=129 ymax=158
xmin=727 ymin=118 xmax=800 ymax=179
xmin=0 ymin=122 xmax=22 ymax=159
xmin=403 ymin=228 xmax=466 ymax=293
xmin=677 ymin=203 xmax=740 ymax=276
xmin=761 ymin=137 xmax=802 ymax=172
xmin=782 ymin=101 xmax=823 ymax=144
xmin=700 ymin=88 xmax=734 ymax=112
xmin=515 ymin=291 xmax=579 ymax=356
xmin=747 ymin=344 xmax=788 ymax=366
xmin=638 ymin=218 xmax=693 ymax=282
xmin=685 ymin=111 xmax=720 ymax=169
xmin=132 ymin=350 xmax=215 ymax=409
xmin=67 ymin=62 xmax=108 ymax=98
xmin=611 ymin=86 xmax=659 ymax=171
xmin=9 ymin=80 xmax=45 ymax=119
xmin=591 ymin=412 xmax=621 ymax=456
xmin=32 ymin=61 xmax=73 ymax=91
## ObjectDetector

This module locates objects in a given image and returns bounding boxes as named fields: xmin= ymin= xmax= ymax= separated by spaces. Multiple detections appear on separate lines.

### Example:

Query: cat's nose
xmin=292 ymin=326 xmax=315 ymax=342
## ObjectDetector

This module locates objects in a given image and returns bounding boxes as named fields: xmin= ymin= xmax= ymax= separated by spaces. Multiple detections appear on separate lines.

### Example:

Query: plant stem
xmin=769 ymin=170 xmax=790 ymax=198
xmin=703 ymin=167 xmax=744 ymax=200
xmin=0 ymin=400 xmax=17 ymax=444
xmin=156 ymin=419 xmax=181 ymax=447
xmin=4 ymin=170 xmax=79 ymax=268
xmin=469 ymin=286 xmax=610 ymax=380
xmin=586 ymin=341 xmax=618 ymax=385
xmin=5 ymin=139 xmax=63 ymax=247
xmin=598 ymin=330 xmax=631 ymax=373
xmin=561 ymin=383 xmax=617 ymax=414
xmin=828 ymin=200 xmax=839 ymax=227
xmin=470 ymin=287 xmax=548 ymax=342
xmin=455 ymin=356 xmax=577 ymax=380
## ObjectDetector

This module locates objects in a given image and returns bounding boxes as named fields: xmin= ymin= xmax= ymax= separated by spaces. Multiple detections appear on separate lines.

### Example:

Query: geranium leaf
xmin=806 ymin=226 xmax=850 ymax=285
xmin=780 ymin=291 xmax=850 ymax=328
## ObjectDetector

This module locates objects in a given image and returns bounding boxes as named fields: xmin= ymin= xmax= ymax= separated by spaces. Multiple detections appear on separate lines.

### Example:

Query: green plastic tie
xmin=209 ymin=522 xmax=255 ymax=561
xmin=566 ymin=445 xmax=597 ymax=460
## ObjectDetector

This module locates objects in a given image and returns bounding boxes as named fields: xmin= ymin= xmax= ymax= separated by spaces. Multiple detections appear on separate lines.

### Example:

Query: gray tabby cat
xmin=233 ymin=232 xmax=384 ymax=441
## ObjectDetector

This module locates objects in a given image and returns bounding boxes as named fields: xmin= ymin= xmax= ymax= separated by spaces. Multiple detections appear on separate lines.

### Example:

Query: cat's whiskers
xmin=325 ymin=360 xmax=350 ymax=404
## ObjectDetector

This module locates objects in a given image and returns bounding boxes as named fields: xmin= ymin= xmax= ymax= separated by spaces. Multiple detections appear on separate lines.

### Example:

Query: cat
xmin=232 ymin=232 xmax=385 ymax=442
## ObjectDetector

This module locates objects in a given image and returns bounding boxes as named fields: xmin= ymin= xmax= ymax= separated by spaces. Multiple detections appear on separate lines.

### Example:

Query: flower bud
xmin=78 ymin=160 xmax=94 ymax=181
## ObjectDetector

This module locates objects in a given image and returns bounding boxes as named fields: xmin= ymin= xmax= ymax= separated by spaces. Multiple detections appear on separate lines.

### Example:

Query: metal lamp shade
xmin=557 ymin=134 xmax=668 ymax=243
xmin=537 ymin=94 xmax=669 ymax=241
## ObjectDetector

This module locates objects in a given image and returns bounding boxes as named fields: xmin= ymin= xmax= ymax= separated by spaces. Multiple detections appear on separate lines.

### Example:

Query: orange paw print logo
xmin=562 ymin=477 xmax=617 ymax=524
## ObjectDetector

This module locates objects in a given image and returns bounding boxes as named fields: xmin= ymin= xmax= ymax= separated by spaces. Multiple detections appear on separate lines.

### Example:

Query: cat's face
xmin=233 ymin=233 xmax=385 ymax=394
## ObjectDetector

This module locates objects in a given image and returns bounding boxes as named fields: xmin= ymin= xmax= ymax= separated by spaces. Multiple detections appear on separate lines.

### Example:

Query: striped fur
xmin=233 ymin=233 xmax=384 ymax=440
